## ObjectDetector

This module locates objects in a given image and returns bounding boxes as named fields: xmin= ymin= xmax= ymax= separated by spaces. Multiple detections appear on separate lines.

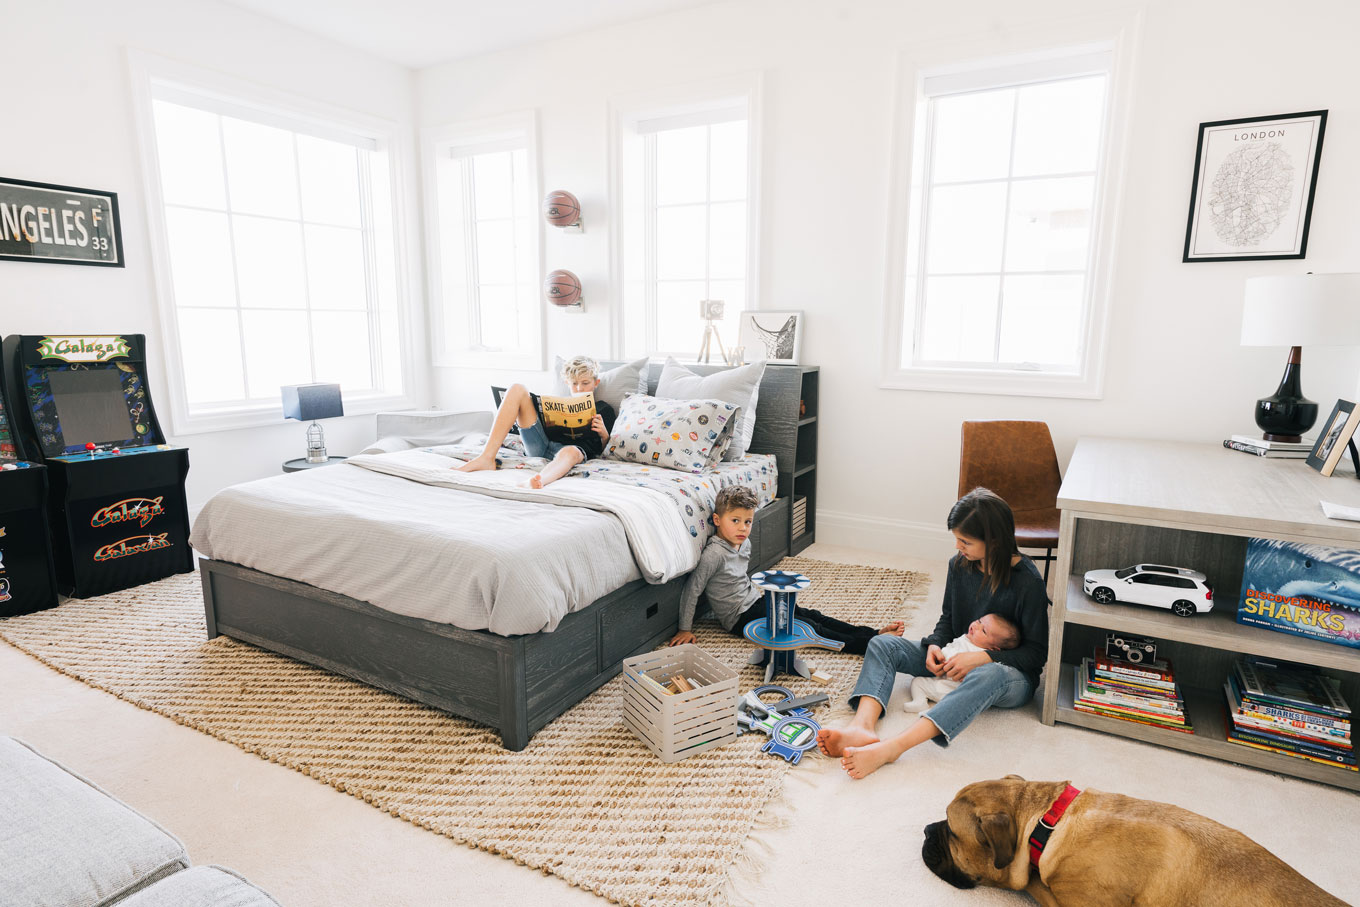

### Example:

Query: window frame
xmin=422 ymin=111 xmax=544 ymax=371
xmin=608 ymin=73 xmax=763 ymax=359
xmin=880 ymin=14 xmax=1140 ymax=398
xmin=127 ymin=51 xmax=416 ymax=435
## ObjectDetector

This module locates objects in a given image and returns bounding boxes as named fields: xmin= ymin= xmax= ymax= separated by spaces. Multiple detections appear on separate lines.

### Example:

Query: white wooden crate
xmin=621 ymin=644 xmax=738 ymax=762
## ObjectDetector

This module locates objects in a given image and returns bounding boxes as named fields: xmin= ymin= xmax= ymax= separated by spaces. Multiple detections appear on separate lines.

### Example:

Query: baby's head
xmin=966 ymin=613 xmax=1020 ymax=651
xmin=712 ymin=485 xmax=759 ymax=546
xmin=561 ymin=355 xmax=602 ymax=395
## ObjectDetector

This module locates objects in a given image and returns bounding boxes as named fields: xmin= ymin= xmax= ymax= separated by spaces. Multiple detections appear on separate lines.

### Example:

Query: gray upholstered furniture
xmin=198 ymin=361 xmax=807 ymax=751
xmin=0 ymin=737 xmax=280 ymax=907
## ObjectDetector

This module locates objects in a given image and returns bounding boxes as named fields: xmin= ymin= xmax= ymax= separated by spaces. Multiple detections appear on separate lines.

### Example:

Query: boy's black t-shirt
xmin=544 ymin=399 xmax=614 ymax=460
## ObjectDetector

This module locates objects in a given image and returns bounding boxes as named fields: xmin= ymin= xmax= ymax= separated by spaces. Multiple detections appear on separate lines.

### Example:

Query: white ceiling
xmin=219 ymin=0 xmax=724 ymax=68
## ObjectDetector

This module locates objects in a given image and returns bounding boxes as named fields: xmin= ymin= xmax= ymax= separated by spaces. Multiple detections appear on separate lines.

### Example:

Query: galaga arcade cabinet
xmin=0 ymin=334 xmax=192 ymax=598
xmin=0 ymin=346 xmax=58 ymax=616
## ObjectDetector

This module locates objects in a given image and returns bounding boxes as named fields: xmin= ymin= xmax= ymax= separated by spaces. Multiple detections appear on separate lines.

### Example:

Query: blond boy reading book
xmin=456 ymin=356 xmax=615 ymax=488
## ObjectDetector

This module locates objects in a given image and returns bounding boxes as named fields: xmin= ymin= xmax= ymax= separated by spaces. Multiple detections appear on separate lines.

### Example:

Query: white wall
xmin=1 ymin=0 xmax=426 ymax=513
xmin=419 ymin=0 xmax=1360 ymax=557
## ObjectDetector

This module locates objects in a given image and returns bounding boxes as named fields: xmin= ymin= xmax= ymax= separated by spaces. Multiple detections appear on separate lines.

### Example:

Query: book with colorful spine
xmin=1224 ymin=657 xmax=1353 ymax=771
xmin=1073 ymin=653 xmax=1192 ymax=733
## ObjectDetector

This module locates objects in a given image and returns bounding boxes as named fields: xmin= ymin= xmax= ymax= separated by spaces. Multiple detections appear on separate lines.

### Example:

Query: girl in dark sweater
xmin=816 ymin=488 xmax=1049 ymax=778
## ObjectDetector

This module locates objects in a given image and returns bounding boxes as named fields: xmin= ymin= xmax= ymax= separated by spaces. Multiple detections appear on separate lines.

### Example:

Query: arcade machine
xmin=0 ymin=334 xmax=192 ymax=598
xmin=0 ymin=341 xmax=58 ymax=616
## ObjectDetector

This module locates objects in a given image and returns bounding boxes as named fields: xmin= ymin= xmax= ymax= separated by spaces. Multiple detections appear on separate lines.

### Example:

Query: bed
xmin=192 ymin=362 xmax=802 ymax=750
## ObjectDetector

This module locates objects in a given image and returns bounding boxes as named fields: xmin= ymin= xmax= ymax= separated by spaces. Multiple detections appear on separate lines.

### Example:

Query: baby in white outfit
xmin=903 ymin=612 xmax=1020 ymax=712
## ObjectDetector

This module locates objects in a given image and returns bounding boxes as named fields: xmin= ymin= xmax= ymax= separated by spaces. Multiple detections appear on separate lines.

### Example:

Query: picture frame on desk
xmin=1306 ymin=399 xmax=1360 ymax=477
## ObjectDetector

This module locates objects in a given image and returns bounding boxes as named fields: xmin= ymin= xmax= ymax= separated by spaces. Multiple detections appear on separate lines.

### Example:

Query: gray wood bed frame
xmin=198 ymin=361 xmax=802 ymax=750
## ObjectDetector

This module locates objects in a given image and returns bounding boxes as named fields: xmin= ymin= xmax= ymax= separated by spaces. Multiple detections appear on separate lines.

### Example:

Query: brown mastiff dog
xmin=922 ymin=776 xmax=1350 ymax=906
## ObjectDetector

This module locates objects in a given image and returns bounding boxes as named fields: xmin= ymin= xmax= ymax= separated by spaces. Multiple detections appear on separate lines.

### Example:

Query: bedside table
xmin=282 ymin=456 xmax=348 ymax=473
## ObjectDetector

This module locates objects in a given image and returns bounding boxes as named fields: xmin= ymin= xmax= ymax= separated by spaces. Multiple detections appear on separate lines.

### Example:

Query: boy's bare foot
xmin=455 ymin=453 xmax=496 ymax=473
xmin=841 ymin=740 xmax=898 ymax=779
xmin=816 ymin=725 xmax=879 ymax=757
xmin=879 ymin=621 xmax=905 ymax=636
xmin=528 ymin=474 xmax=544 ymax=489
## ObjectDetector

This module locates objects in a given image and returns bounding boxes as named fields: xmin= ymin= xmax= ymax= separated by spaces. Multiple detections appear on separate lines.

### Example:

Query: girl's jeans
xmin=848 ymin=635 xmax=1035 ymax=745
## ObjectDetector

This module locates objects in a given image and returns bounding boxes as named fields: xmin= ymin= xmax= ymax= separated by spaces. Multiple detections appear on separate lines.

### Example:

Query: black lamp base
xmin=1254 ymin=346 xmax=1317 ymax=444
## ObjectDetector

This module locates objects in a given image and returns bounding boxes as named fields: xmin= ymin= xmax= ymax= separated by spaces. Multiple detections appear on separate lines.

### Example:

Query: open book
xmin=538 ymin=392 xmax=596 ymax=443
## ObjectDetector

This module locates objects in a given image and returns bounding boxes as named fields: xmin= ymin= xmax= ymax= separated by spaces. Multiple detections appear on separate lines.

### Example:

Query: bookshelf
xmin=790 ymin=368 xmax=817 ymax=555
xmin=1042 ymin=438 xmax=1360 ymax=792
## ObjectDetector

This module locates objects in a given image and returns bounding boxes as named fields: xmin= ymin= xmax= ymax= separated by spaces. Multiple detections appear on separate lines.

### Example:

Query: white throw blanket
xmin=346 ymin=448 xmax=697 ymax=583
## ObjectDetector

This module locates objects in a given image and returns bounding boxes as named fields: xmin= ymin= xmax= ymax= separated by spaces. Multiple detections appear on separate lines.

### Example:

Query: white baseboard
xmin=816 ymin=509 xmax=953 ymax=560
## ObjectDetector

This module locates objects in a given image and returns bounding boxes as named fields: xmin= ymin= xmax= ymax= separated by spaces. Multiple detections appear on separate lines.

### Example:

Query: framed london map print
xmin=1182 ymin=110 xmax=1326 ymax=262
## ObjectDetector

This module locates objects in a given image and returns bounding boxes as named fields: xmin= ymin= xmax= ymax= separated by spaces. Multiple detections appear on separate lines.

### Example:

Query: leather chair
xmin=957 ymin=421 xmax=1062 ymax=583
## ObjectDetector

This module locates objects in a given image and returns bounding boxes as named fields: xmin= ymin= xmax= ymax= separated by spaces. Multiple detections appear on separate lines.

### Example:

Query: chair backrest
xmin=957 ymin=421 xmax=1061 ymax=514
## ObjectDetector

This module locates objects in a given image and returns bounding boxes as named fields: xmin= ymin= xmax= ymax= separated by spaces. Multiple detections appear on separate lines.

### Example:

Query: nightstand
xmin=282 ymin=456 xmax=348 ymax=473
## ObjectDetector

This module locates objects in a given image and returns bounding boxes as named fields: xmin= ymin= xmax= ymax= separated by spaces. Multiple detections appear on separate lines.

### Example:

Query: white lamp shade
xmin=1241 ymin=273 xmax=1360 ymax=347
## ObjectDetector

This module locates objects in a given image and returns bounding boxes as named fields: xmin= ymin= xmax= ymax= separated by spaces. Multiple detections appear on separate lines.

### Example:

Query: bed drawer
xmin=599 ymin=578 xmax=683 ymax=667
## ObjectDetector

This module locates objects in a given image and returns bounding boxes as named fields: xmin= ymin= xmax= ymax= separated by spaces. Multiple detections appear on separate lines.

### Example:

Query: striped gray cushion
xmin=0 ymin=737 xmax=190 ymax=907
xmin=117 ymin=866 xmax=282 ymax=907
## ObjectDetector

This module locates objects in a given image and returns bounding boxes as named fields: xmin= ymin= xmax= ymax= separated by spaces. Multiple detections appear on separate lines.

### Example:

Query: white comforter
xmin=191 ymin=443 xmax=779 ymax=636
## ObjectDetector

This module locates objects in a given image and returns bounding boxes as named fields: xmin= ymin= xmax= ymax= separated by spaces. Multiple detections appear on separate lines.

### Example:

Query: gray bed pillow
xmin=655 ymin=357 xmax=766 ymax=460
xmin=553 ymin=356 xmax=649 ymax=412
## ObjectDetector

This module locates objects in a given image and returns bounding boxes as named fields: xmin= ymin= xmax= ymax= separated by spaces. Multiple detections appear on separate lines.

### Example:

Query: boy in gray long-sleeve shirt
xmin=669 ymin=486 xmax=904 ymax=653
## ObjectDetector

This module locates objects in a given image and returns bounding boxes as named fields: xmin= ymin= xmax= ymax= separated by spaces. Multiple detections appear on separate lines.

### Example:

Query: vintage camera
xmin=1105 ymin=633 xmax=1158 ymax=664
xmin=698 ymin=299 xmax=725 ymax=320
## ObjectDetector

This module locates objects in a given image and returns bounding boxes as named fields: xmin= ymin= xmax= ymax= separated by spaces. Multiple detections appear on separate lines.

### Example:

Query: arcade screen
xmin=46 ymin=368 xmax=138 ymax=447
xmin=0 ymin=393 xmax=15 ymax=462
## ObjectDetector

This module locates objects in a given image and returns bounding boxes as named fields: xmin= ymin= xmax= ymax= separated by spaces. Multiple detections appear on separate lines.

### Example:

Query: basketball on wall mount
xmin=544 ymin=269 xmax=582 ymax=307
xmin=543 ymin=190 xmax=581 ymax=228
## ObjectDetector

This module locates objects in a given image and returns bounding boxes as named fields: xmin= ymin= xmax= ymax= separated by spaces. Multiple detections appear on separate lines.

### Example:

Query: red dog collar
xmin=1028 ymin=784 xmax=1082 ymax=868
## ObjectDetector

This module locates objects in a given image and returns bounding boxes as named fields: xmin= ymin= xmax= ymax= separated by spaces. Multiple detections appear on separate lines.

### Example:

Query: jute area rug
xmin=0 ymin=557 xmax=925 ymax=906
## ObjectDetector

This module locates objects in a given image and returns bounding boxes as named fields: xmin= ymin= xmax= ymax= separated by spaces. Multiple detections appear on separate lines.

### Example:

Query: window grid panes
xmin=151 ymin=98 xmax=384 ymax=408
xmin=627 ymin=118 xmax=748 ymax=357
xmin=461 ymin=148 xmax=532 ymax=353
xmin=906 ymin=72 xmax=1108 ymax=373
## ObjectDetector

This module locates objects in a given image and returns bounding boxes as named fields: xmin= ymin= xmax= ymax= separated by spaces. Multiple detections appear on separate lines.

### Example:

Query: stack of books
xmin=1072 ymin=649 xmax=1192 ymax=733
xmin=1224 ymin=656 xmax=1355 ymax=771
xmin=1222 ymin=434 xmax=1313 ymax=458
xmin=792 ymin=495 xmax=808 ymax=538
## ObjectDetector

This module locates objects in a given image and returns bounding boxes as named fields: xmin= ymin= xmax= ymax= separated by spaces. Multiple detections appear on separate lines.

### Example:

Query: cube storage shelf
xmin=790 ymin=368 xmax=817 ymax=555
xmin=1042 ymin=438 xmax=1360 ymax=793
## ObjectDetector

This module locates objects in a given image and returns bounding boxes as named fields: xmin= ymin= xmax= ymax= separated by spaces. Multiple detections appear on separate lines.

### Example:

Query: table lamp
xmin=1240 ymin=274 xmax=1360 ymax=442
xmin=282 ymin=383 xmax=343 ymax=463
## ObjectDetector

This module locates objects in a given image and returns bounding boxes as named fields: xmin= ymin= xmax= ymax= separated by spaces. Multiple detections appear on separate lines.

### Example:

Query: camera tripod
xmin=697 ymin=319 xmax=728 ymax=364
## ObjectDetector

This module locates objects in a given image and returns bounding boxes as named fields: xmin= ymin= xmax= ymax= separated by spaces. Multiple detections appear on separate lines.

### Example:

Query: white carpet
xmin=1 ymin=543 xmax=1355 ymax=906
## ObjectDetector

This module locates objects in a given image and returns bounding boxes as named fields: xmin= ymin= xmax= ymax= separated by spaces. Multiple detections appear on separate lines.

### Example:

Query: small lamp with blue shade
xmin=282 ymin=383 xmax=343 ymax=463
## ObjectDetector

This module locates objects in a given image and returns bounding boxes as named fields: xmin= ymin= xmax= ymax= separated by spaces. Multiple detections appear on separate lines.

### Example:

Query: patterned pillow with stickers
xmin=604 ymin=395 xmax=739 ymax=474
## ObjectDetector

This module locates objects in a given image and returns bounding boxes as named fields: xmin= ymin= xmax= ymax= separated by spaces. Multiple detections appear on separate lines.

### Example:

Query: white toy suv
xmin=1083 ymin=564 xmax=1214 ymax=617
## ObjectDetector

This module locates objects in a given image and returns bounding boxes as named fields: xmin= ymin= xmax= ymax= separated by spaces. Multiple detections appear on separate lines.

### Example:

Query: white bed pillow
xmin=553 ymin=356 xmax=649 ymax=412
xmin=605 ymin=394 xmax=739 ymax=473
xmin=655 ymin=358 xmax=765 ymax=460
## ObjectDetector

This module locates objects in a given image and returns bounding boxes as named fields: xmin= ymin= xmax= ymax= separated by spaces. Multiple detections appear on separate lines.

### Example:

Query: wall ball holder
xmin=543 ymin=189 xmax=583 ymax=232
xmin=544 ymin=268 xmax=583 ymax=310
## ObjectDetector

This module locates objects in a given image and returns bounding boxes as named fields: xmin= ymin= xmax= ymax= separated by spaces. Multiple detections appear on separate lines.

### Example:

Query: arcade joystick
xmin=85 ymin=442 xmax=97 ymax=458
xmin=112 ymin=448 xmax=121 ymax=455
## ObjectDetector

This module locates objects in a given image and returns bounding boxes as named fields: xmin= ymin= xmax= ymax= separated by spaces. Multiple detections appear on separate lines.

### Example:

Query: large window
xmin=424 ymin=114 xmax=542 ymax=370
xmin=886 ymin=37 xmax=1132 ymax=397
xmin=614 ymin=80 xmax=760 ymax=359
xmin=130 ymin=57 xmax=409 ymax=432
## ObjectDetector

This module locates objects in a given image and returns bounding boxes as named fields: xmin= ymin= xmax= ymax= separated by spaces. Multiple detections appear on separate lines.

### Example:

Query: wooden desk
xmin=1043 ymin=438 xmax=1360 ymax=791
